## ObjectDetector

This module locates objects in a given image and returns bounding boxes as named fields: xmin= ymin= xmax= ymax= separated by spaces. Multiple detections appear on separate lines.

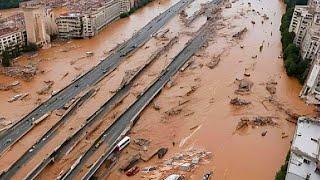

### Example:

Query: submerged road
xmin=0 ymin=0 xmax=194 ymax=155
xmin=62 ymin=22 xmax=209 ymax=180
xmin=19 ymin=37 xmax=178 ymax=180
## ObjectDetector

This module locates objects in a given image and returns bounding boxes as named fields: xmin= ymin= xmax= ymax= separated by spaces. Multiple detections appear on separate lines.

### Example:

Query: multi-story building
xmin=0 ymin=28 xmax=27 ymax=54
xmin=56 ymin=13 xmax=84 ymax=38
xmin=285 ymin=117 xmax=320 ymax=180
xmin=21 ymin=1 xmax=57 ymax=47
xmin=289 ymin=5 xmax=313 ymax=47
xmin=300 ymin=14 xmax=320 ymax=60
xmin=56 ymin=0 xmax=131 ymax=39
xmin=300 ymin=52 xmax=320 ymax=104
xmin=0 ymin=13 xmax=27 ymax=55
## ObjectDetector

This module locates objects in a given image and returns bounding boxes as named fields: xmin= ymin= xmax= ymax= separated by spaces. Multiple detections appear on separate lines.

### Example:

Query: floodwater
xmin=107 ymin=0 xmax=316 ymax=179
xmin=0 ymin=0 xmax=180 ymax=130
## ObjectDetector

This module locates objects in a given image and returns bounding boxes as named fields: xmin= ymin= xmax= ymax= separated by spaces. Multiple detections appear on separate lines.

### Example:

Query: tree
xmin=281 ymin=31 xmax=295 ymax=50
xmin=23 ymin=43 xmax=38 ymax=52
xmin=1 ymin=49 xmax=12 ymax=67
xmin=284 ymin=43 xmax=299 ymax=59
xmin=0 ymin=0 xmax=26 ymax=9
xmin=285 ymin=57 xmax=298 ymax=76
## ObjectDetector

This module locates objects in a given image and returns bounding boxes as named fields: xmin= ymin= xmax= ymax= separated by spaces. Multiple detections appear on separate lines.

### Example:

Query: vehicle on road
xmin=115 ymin=136 xmax=130 ymax=151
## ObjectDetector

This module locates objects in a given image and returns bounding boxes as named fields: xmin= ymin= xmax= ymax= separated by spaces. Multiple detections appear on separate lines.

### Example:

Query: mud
xmin=106 ymin=0 xmax=316 ymax=179
xmin=0 ymin=0 xmax=182 ymax=130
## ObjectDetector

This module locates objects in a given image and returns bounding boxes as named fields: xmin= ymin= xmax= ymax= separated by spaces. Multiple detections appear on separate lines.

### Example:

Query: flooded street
xmin=0 ymin=0 xmax=316 ymax=179
xmin=107 ymin=0 xmax=316 ymax=179
xmin=0 ymin=0 xmax=179 ymax=130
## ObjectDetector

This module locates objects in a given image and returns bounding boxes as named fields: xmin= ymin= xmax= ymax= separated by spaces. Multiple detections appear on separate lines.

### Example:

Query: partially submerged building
xmin=21 ymin=1 xmax=57 ymax=47
xmin=56 ymin=0 xmax=131 ymax=38
xmin=289 ymin=5 xmax=313 ymax=47
xmin=286 ymin=117 xmax=320 ymax=180
xmin=300 ymin=53 xmax=320 ymax=104
xmin=0 ymin=13 xmax=27 ymax=54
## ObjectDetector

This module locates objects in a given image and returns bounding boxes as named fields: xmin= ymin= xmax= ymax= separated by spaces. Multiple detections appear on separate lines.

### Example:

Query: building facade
xmin=286 ymin=117 xmax=320 ymax=180
xmin=56 ymin=0 xmax=131 ymax=39
xmin=0 ymin=28 xmax=27 ymax=54
xmin=300 ymin=52 xmax=320 ymax=104
xmin=56 ymin=13 xmax=84 ymax=38
xmin=300 ymin=14 xmax=320 ymax=60
xmin=289 ymin=5 xmax=313 ymax=47
xmin=21 ymin=1 xmax=57 ymax=46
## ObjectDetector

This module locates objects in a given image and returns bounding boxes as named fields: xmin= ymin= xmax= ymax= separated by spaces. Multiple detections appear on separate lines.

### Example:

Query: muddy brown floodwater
xmin=107 ymin=0 xmax=316 ymax=180
xmin=0 ymin=0 xmax=180 ymax=130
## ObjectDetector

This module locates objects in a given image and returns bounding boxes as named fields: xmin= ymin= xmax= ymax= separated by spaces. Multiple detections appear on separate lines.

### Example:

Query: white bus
xmin=115 ymin=136 xmax=130 ymax=151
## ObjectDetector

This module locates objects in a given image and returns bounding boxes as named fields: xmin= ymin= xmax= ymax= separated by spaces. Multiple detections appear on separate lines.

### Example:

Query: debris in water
xmin=126 ymin=166 xmax=140 ymax=176
xmin=37 ymin=81 xmax=54 ymax=95
xmin=261 ymin=130 xmax=268 ymax=136
xmin=153 ymin=102 xmax=161 ymax=111
xmin=236 ymin=116 xmax=278 ymax=131
xmin=203 ymin=171 xmax=213 ymax=180
xmin=266 ymin=80 xmax=277 ymax=95
xmin=235 ymin=79 xmax=253 ymax=94
xmin=8 ymin=94 xmax=23 ymax=102
xmin=232 ymin=27 xmax=248 ymax=39
xmin=120 ymin=154 xmax=141 ymax=172
xmin=165 ymin=107 xmax=182 ymax=116
xmin=230 ymin=97 xmax=251 ymax=106
xmin=157 ymin=147 xmax=168 ymax=159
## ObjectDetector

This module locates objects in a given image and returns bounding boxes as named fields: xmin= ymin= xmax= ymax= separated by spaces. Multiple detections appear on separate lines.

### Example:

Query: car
xmin=126 ymin=166 xmax=139 ymax=176
xmin=115 ymin=136 xmax=130 ymax=151
xmin=165 ymin=174 xmax=184 ymax=180
xmin=5 ymin=139 xmax=11 ymax=144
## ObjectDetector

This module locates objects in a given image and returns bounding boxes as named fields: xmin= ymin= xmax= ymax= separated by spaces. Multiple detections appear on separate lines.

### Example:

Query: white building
xmin=0 ymin=28 xmax=27 ymax=54
xmin=289 ymin=5 xmax=313 ymax=47
xmin=56 ymin=0 xmax=131 ymax=38
xmin=300 ymin=14 xmax=320 ymax=60
xmin=286 ymin=117 xmax=320 ymax=180
xmin=56 ymin=13 xmax=84 ymax=38
xmin=300 ymin=52 xmax=320 ymax=104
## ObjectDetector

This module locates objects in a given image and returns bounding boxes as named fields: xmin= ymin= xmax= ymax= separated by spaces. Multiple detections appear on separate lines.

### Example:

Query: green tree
xmin=23 ymin=43 xmax=38 ymax=52
xmin=0 ymin=0 xmax=26 ymax=9
xmin=1 ymin=49 xmax=12 ymax=67
xmin=284 ymin=43 xmax=299 ymax=59
xmin=281 ymin=31 xmax=295 ymax=50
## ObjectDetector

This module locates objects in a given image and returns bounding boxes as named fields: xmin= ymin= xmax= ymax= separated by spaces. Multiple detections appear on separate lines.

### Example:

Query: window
xmin=303 ymin=159 xmax=311 ymax=164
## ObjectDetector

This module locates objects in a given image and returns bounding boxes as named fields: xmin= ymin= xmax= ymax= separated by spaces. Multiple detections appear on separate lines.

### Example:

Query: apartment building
xmin=56 ymin=13 xmax=84 ymax=38
xmin=289 ymin=5 xmax=313 ymax=47
xmin=300 ymin=15 xmax=320 ymax=60
xmin=285 ymin=117 xmax=320 ymax=180
xmin=21 ymin=1 xmax=57 ymax=46
xmin=0 ymin=28 xmax=27 ymax=54
xmin=300 ymin=52 xmax=320 ymax=104
xmin=56 ymin=0 xmax=131 ymax=38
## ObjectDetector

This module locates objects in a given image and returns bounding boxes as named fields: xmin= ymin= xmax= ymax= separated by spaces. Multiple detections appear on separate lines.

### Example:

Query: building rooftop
xmin=286 ymin=117 xmax=320 ymax=179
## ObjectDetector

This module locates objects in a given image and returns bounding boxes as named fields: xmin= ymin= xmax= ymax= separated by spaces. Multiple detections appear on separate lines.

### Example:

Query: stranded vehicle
xmin=115 ymin=136 xmax=130 ymax=151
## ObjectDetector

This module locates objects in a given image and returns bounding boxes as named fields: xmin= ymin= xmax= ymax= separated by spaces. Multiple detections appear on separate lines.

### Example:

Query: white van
xmin=115 ymin=136 xmax=130 ymax=151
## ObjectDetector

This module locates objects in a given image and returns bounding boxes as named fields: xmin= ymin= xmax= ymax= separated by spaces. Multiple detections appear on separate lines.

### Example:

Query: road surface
xmin=62 ymin=22 xmax=209 ymax=180
xmin=0 ymin=0 xmax=194 ymax=155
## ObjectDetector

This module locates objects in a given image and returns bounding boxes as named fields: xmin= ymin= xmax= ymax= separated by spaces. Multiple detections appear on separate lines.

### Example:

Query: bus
xmin=115 ymin=136 xmax=130 ymax=151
